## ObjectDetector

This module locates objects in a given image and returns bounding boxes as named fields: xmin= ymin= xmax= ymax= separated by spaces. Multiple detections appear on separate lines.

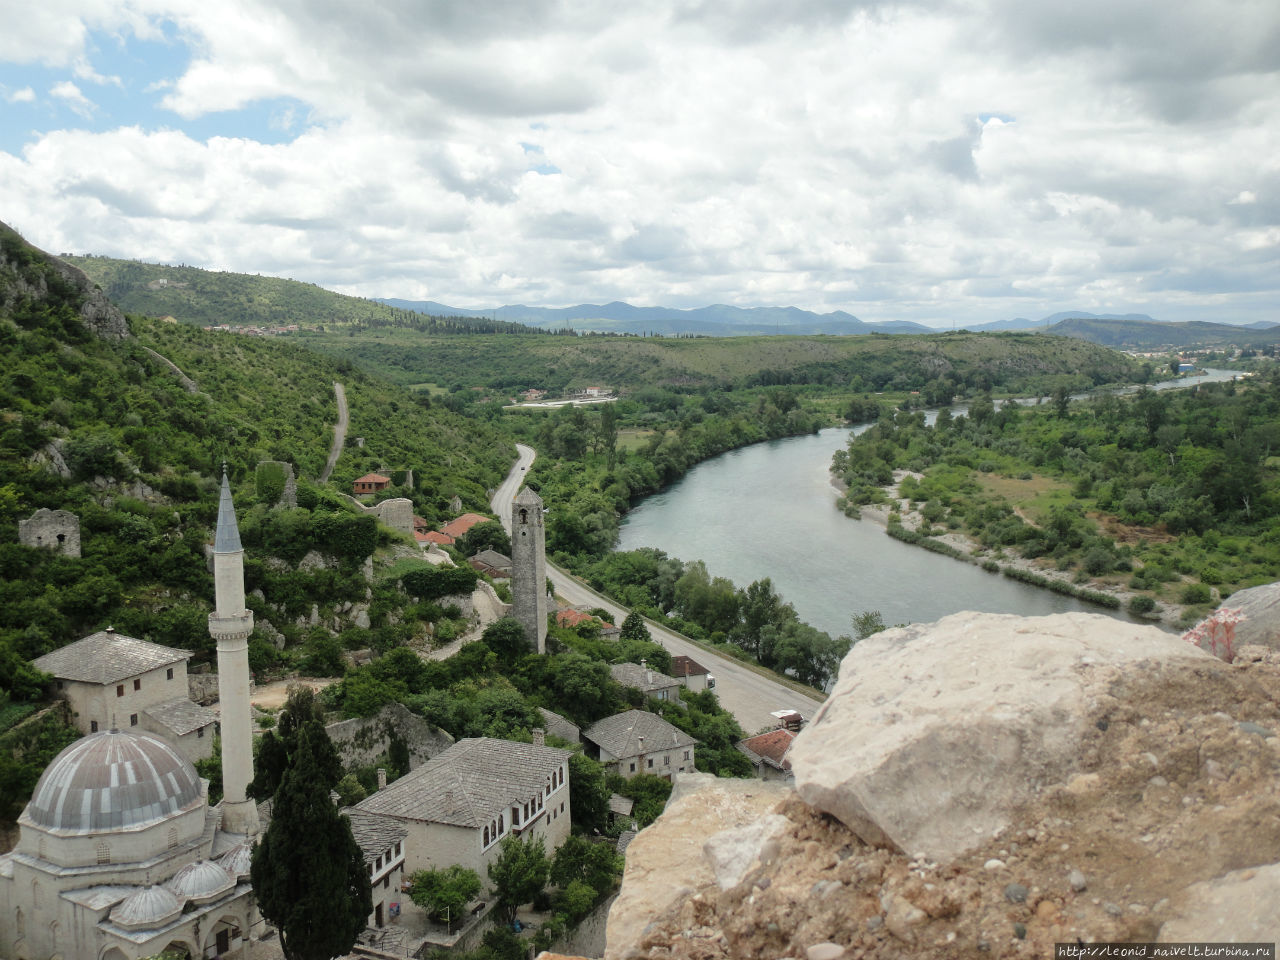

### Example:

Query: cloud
xmin=6 ymin=87 xmax=36 ymax=103
xmin=0 ymin=0 xmax=1276 ymax=326
xmin=50 ymin=80 xmax=95 ymax=117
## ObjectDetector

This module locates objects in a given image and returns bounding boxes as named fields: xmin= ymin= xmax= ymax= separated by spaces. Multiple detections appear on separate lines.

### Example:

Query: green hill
xmin=1 ymin=223 xmax=514 ymax=704
xmin=1047 ymin=317 xmax=1280 ymax=352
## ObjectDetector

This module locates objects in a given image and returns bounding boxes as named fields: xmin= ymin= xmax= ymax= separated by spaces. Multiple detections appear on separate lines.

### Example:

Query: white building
xmin=33 ymin=630 xmax=217 ymax=763
xmin=1 ymin=468 xmax=260 ymax=960
xmin=582 ymin=710 xmax=697 ymax=782
xmin=352 ymin=737 xmax=571 ymax=878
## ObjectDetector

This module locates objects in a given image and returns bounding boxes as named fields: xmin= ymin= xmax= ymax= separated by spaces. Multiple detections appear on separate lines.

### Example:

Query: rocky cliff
xmin=604 ymin=606 xmax=1280 ymax=959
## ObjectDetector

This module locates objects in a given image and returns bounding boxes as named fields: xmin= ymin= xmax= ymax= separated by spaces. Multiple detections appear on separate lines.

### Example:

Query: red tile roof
xmin=421 ymin=530 xmax=453 ymax=545
xmin=739 ymin=729 xmax=796 ymax=770
xmin=440 ymin=512 xmax=490 ymax=539
xmin=671 ymin=655 xmax=709 ymax=678
xmin=556 ymin=609 xmax=600 ymax=628
xmin=355 ymin=473 xmax=391 ymax=484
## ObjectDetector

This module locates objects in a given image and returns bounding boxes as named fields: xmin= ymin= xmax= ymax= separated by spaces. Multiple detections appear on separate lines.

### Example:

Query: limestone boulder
xmin=1159 ymin=863 xmax=1280 ymax=943
xmin=789 ymin=611 xmax=1207 ymax=865
xmin=1214 ymin=581 xmax=1280 ymax=651
xmin=605 ymin=773 xmax=790 ymax=960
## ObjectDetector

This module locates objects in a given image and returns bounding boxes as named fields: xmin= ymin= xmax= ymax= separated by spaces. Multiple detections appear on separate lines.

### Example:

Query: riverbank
xmin=852 ymin=470 xmax=1185 ymax=629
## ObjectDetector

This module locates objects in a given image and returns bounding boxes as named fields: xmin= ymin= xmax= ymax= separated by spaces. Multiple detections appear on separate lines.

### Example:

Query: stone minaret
xmin=511 ymin=486 xmax=548 ymax=654
xmin=208 ymin=467 xmax=260 ymax=835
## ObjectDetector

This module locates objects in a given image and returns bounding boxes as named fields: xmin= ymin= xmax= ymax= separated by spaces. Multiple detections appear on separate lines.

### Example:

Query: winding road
xmin=319 ymin=382 xmax=348 ymax=482
xmin=491 ymin=444 xmax=824 ymax=735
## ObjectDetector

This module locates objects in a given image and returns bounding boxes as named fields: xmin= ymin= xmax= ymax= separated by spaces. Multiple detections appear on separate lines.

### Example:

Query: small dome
xmin=214 ymin=842 xmax=253 ymax=880
xmin=110 ymin=885 xmax=183 ymax=931
xmin=23 ymin=730 xmax=203 ymax=834
xmin=165 ymin=859 xmax=234 ymax=904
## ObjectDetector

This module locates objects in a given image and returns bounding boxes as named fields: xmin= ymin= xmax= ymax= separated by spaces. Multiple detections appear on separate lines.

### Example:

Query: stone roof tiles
xmin=610 ymin=662 xmax=681 ymax=694
xmin=344 ymin=809 xmax=409 ymax=863
xmin=143 ymin=697 xmax=217 ymax=737
xmin=353 ymin=737 xmax=570 ymax=829
xmin=214 ymin=469 xmax=243 ymax=553
xmin=582 ymin=710 xmax=697 ymax=761
xmin=33 ymin=630 xmax=190 ymax=685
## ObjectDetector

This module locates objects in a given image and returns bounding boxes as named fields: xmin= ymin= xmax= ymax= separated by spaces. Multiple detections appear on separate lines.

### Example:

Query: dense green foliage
xmin=835 ymin=373 xmax=1280 ymax=620
xmin=409 ymin=864 xmax=484 ymax=923
xmin=251 ymin=721 xmax=371 ymax=960
xmin=487 ymin=834 xmax=550 ymax=924
xmin=0 ymin=706 xmax=80 ymax=821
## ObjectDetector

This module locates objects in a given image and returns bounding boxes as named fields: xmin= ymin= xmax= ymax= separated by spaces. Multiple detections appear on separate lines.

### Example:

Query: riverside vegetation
xmin=833 ymin=373 xmax=1280 ymax=624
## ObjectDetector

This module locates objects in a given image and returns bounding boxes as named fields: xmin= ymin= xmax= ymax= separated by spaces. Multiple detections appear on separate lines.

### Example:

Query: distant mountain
xmin=1046 ymin=317 xmax=1280 ymax=351
xmin=377 ymin=298 xmax=934 ymax=337
xmin=966 ymin=312 xmax=1157 ymax=333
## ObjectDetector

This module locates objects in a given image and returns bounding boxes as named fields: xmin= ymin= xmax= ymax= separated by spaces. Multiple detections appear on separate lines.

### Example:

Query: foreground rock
xmin=605 ymin=774 xmax=790 ymax=960
xmin=607 ymin=609 xmax=1280 ymax=958
xmin=1217 ymin=581 xmax=1280 ymax=651
xmin=789 ymin=612 xmax=1208 ymax=864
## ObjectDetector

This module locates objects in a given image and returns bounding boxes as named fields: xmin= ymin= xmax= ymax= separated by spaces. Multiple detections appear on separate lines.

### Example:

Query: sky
xmin=1 ymin=1 xmax=1278 ymax=328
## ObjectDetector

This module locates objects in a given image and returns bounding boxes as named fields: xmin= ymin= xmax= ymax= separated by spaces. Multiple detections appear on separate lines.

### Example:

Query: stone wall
xmin=341 ymin=494 xmax=415 ymax=536
xmin=18 ymin=508 xmax=81 ymax=557
xmin=324 ymin=702 xmax=454 ymax=771
xmin=551 ymin=894 xmax=616 ymax=959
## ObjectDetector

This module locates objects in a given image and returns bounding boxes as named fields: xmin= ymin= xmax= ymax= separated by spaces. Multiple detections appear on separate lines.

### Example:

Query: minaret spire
xmin=209 ymin=465 xmax=259 ymax=836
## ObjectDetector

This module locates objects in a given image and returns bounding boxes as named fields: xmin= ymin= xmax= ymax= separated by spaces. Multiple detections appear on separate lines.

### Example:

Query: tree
xmin=619 ymin=610 xmax=651 ymax=645
xmin=456 ymin=519 xmax=511 ymax=557
xmin=250 ymin=724 xmax=372 ymax=960
xmin=248 ymin=686 xmax=341 ymax=801
xmin=551 ymin=834 xmax=624 ymax=897
xmin=481 ymin=616 xmax=531 ymax=663
xmin=851 ymin=610 xmax=887 ymax=640
xmin=487 ymin=834 xmax=550 ymax=925
xmin=567 ymin=751 xmax=611 ymax=835
xmin=409 ymin=864 xmax=483 ymax=924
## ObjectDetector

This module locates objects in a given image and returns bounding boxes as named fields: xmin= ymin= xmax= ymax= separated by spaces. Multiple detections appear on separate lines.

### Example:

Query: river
xmin=616 ymin=370 xmax=1241 ymax=639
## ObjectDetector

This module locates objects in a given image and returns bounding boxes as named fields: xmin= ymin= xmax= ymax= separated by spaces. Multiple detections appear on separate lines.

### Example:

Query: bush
xmin=1180 ymin=583 xmax=1212 ymax=605
xmin=1128 ymin=595 xmax=1156 ymax=615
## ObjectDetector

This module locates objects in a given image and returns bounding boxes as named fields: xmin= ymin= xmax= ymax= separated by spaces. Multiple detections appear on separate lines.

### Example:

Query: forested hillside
xmin=0 ymin=224 xmax=512 ymax=716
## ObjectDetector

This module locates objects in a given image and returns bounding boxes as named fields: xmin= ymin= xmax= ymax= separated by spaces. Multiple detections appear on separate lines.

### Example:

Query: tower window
xmin=133 ymin=678 xmax=141 ymax=691
xmin=130 ymin=714 xmax=138 ymax=726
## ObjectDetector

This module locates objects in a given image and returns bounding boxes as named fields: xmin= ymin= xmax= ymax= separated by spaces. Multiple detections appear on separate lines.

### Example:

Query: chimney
xmin=642 ymin=658 xmax=652 ymax=684
xmin=377 ymin=767 xmax=387 ymax=791
xmin=532 ymin=728 xmax=545 ymax=747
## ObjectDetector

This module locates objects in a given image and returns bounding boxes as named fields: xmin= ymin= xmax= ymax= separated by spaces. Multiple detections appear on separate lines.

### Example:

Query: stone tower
xmin=208 ymin=468 xmax=260 ymax=836
xmin=511 ymin=486 xmax=548 ymax=654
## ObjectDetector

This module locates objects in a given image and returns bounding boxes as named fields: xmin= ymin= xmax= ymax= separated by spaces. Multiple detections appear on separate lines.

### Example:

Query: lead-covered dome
xmin=165 ymin=859 xmax=234 ymax=904
xmin=23 ymin=730 xmax=203 ymax=834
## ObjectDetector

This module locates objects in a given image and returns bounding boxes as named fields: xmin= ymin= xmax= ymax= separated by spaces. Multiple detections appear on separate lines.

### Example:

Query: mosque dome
xmin=109 ymin=885 xmax=183 ymax=931
xmin=22 ymin=730 xmax=204 ymax=835
xmin=165 ymin=859 xmax=235 ymax=904
xmin=214 ymin=842 xmax=253 ymax=880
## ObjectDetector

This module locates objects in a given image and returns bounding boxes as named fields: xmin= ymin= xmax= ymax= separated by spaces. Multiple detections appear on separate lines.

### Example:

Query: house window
xmin=498 ymin=814 xmax=504 ymax=833
xmin=647 ymin=759 xmax=654 ymax=769
xmin=217 ymin=929 xmax=230 ymax=956
xmin=167 ymin=668 xmax=174 ymax=680
xmin=133 ymin=678 xmax=141 ymax=691
xmin=484 ymin=826 xmax=490 ymax=846
xmin=130 ymin=714 xmax=138 ymax=727
xmin=116 ymin=685 xmax=124 ymax=697
xmin=629 ymin=762 xmax=636 ymax=773
xmin=395 ymin=842 xmax=401 ymax=857
xmin=664 ymin=756 xmax=670 ymax=766
xmin=198 ymin=726 xmax=205 ymax=738
xmin=684 ymin=751 xmax=690 ymax=761
xmin=90 ymin=720 xmax=99 ymax=733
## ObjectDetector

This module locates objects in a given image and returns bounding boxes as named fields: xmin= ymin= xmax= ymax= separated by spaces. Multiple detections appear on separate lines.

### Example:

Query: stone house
xmin=32 ymin=629 xmax=217 ymax=763
xmin=18 ymin=507 xmax=81 ymax=557
xmin=351 ymin=737 xmax=572 ymax=879
xmin=353 ymin=473 xmax=392 ymax=494
xmin=440 ymin=512 xmax=490 ymax=541
xmin=610 ymin=661 xmax=682 ymax=702
xmin=537 ymin=707 xmax=580 ymax=745
xmin=582 ymin=710 xmax=697 ymax=782
xmin=468 ymin=549 xmax=512 ymax=579
xmin=671 ymin=655 xmax=714 ymax=692
xmin=736 ymin=728 xmax=796 ymax=782
xmin=344 ymin=810 xmax=408 ymax=930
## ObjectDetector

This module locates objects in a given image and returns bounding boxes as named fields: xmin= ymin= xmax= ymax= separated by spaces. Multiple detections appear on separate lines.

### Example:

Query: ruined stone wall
xmin=324 ymin=702 xmax=454 ymax=771
xmin=18 ymin=508 xmax=81 ymax=557
xmin=341 ymin=494 xmax=415 ymax=536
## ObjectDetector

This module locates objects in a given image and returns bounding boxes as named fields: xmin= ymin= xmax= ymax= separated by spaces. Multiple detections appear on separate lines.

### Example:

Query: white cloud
xmin=6 ymin=87 xmax=36 ymax=103
xmin=49 ymin=80 xmax=95 ymax=117
xmin=0 ymin=0 xmax=1277 ymax=325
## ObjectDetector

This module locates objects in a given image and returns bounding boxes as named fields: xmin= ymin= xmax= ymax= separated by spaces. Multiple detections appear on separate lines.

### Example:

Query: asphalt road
xmin=491 ymin=444 xmax=824 ymax=735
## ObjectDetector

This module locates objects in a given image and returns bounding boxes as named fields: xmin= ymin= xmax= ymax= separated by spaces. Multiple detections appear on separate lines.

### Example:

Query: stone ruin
xmin=256 ymin=460 xmax=298 ymax=509
xmin=342 ymin=494 xmax=414 ymax=536
xmin=18 ymin=507 xmax=81 ymax=557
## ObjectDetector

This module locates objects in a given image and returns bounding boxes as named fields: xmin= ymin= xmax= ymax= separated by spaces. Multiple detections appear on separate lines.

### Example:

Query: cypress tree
xmin=250 ymin=723 xmax=372 ymax=960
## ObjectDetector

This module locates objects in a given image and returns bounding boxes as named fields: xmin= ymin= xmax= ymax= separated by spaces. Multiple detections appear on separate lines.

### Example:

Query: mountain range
xmin=378 ymin=300 xmax=1277 ymax=339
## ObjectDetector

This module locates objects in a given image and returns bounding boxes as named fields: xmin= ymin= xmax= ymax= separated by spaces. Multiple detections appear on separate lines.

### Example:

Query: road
xmin=490 ymin=444 xmax=824 ymax=735
xmin=319 ymin=381 xmax=348 ymax=482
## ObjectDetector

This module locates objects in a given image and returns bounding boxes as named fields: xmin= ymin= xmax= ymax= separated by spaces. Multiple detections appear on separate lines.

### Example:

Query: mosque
xmin=1 ymin=472 xmax=261 ymax=960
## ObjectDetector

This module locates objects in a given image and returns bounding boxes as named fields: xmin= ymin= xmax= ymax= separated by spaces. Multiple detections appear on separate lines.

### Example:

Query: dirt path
xmin=249 ymin=677 xmax=338 ymax=710
xmin=319 ymin=381 xmax=348 ymax=482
